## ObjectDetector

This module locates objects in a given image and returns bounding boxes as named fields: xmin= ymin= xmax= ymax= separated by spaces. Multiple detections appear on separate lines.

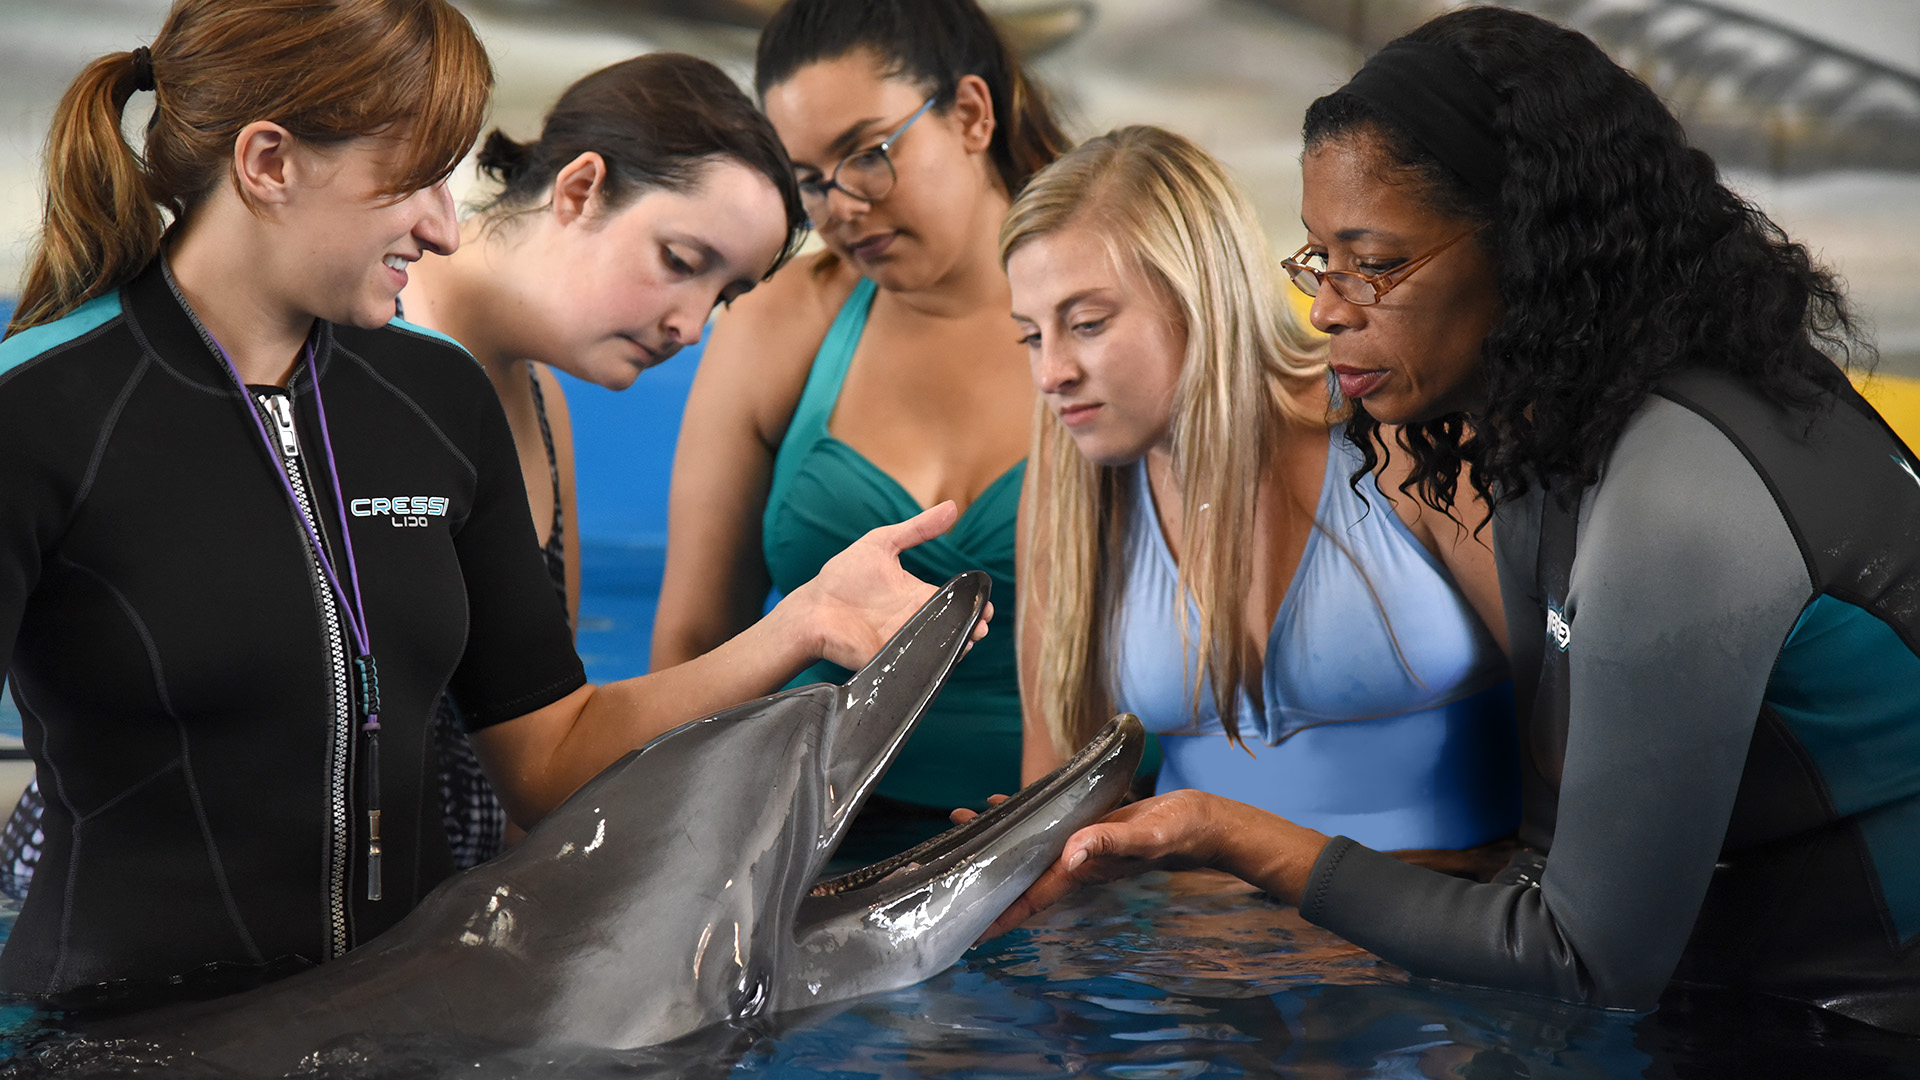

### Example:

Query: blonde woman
xmin=1005 ymin=126 xmax=1515 ymax=856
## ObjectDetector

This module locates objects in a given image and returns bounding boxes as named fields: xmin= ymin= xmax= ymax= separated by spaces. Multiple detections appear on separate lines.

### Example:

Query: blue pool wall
xmin=554 ymin=354 xmax=698 ymax=555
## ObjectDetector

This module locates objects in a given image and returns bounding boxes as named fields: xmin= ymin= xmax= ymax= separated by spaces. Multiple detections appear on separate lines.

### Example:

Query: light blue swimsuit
xmin=1113 ymin=430 xmax=1518 ymax=851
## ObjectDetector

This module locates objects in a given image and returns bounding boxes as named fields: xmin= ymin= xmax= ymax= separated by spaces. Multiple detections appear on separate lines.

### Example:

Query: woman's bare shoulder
xmin=699 ymin=252 xmax=862 ymax=434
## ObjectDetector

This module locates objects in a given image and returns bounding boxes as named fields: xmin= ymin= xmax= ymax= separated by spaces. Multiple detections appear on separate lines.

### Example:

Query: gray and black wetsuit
xmin=0 ymin=262 xmax=585 ymax=1008
xmin=1300 ymin=364 xmax=1920 ymax=1033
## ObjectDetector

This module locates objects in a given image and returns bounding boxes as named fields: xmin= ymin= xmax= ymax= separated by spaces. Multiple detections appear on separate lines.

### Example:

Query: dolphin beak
xmin=804 ymin=713 xmax=1144 ymax=908
xmin=811 ymin=571 xmax=991 ymax=867
xmin=773 ymin=714 xmax=1144 ymax=1012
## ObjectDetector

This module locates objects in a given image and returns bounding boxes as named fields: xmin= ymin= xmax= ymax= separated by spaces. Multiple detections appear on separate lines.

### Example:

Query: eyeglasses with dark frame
xmin=1281 ymin=227 xmax=1481 ymax=305
xmin=796 ymin=98 xmax=936 ymax=218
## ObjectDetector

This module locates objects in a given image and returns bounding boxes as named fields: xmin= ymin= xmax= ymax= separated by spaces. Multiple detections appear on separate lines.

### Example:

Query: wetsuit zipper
xmin=159 ymin=261 xmax=358 ymax=959
xmin=257 ymin=390 xmax=355 ymax=960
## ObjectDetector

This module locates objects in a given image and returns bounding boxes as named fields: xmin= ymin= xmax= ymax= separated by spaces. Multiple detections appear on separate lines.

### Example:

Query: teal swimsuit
xmin=764 ymin=278 xmax=1023 ymax=811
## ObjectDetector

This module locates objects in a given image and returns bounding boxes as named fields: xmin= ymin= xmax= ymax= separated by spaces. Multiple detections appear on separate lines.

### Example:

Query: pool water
xmin=4 ymin=868 xmax=1920 ymax=1078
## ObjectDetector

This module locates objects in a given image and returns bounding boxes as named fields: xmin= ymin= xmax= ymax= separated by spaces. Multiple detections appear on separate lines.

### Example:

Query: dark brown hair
xmin=474 ymin=53 xmax=807 ymax=276
xmin=753 ymin=0 xmax=1068 ymax=197
xmin=9 ymin=0 xmax=492 ymax=336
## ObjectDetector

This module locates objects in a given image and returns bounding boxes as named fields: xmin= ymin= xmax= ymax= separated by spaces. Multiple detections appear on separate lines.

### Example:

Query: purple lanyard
xmin=210 ymin=330 xmax=388 ymax=901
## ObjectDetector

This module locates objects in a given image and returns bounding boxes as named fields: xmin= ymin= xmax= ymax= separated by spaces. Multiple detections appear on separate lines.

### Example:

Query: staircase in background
xmin=1255 ymin=0 xmax=1920 ymax=175
xmin=1529 ymin=0 xmax=1920 ymax=173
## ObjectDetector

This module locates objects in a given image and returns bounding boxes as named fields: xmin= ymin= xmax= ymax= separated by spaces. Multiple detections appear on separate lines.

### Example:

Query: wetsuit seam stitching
xmin=12 ymin=679 xmax=86 ymax=993
xmin=70 ymin=354 xmax=150 ymax=515
xmin=1651 ymin=387 xmax=1816 ymax=590
xmin=1305 ymin=836 xmax=1352 ymax=919
xmin=1766 ymin=593 xmax=1917 ymax=950
xmin=119 ymin=293 xmax=231 ymax=398
xmin=0 ymin=314 xmax=125 ymax=395
xmin=58 ymin=555 xmax=266 ymax=966
xmin=1837 ymin=815 xmax=1908 ymax=952
xmin=73 ymin=758 xmax=186 ymax=823
xmin=336 ymin=344 xmax=476 ymax=479
xmin=462 ymin=671 xmax=586 ymax=730
xmin=1815 ymin=585 xmax=1920 ymax=665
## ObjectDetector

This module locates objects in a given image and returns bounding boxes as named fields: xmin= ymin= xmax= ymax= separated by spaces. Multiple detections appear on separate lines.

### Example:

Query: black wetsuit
xmin=0 ymin=364 xmax=566 ymax=886
xmin=1301 ymin=364 xmax=1920 ymax=1032
xmin=0 ymin=262 xmax=584 ymax=1007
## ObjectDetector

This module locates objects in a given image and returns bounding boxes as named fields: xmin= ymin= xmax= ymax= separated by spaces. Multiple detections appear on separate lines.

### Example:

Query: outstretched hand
xmin=791 ymin=501 xmax=993 ymax=672
xmin=962 ymin=789 xmax=1330 ymax=941
xmin=955 ymin=790 xmax=1218 ymax=940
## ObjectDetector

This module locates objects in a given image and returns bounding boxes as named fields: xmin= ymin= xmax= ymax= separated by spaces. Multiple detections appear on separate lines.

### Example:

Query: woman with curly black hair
xmin=983 ymin=6 xmax=1920 ymax=1031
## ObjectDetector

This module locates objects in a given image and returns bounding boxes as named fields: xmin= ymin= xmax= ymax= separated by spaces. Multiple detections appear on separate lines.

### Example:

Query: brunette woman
xmin=0 ymin=0 xmax=975 ymax=1009
xmin=399 ymin=53 xmax=805 ymax=866
xmin=987 ymin=8 xmax=1920 ymax=1032
xmin=653 ymin=0 xmax=1067 ymax=827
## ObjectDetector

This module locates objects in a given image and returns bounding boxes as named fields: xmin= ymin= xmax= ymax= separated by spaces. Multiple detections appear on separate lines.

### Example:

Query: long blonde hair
xmin=1002 ymin=125 xmax=1327 ymax=755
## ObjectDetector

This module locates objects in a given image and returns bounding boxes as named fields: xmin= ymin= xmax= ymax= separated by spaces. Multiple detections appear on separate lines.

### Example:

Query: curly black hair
xmin=1304 ymin=7 xmax=1868 ymax=515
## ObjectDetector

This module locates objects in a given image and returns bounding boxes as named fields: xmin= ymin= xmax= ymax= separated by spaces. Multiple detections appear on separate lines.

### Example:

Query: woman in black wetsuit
xmin=0 ymin=52 xmax=811 ymax=887
xmin=0 ymin=0 xmax=982 ymax=1010
xmin=984 ymin=7 xmax=1920 ymax=1033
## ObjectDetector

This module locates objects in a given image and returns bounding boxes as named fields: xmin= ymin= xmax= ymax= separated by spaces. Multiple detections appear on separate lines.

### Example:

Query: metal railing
xmin=1254 ymin=0 xmax=1920 ymax=174
xmin=1529 ymin=0 xmax=1920 ymax=173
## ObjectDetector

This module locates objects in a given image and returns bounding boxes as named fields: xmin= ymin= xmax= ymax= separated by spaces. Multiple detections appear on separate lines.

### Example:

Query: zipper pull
xmin=259 ymin=394 xmax=300 ymax=459
xmin=365 ymin=732 xmax=383 ymax=901
xmin=357 ymin=654 xmax=384 ymax=902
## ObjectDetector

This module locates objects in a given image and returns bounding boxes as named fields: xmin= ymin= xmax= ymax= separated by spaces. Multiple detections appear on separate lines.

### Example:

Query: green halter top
xmin=764 ymin=278 xmax=1025 ymax=810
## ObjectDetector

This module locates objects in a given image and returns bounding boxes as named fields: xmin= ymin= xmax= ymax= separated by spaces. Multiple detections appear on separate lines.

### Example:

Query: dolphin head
xmin=487 ymin=570 xmax=1138 ymax=1047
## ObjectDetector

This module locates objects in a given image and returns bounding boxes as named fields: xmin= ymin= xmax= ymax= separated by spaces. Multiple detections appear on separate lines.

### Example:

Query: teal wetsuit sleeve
xmin=1300 ymin=398 xmax=1813 ymax=1009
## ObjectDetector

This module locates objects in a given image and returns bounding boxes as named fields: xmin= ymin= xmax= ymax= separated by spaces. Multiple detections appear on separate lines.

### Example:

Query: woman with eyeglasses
xmin=1002 ymin=125 xmax=1517 ymax=874
xmin=653 ymin=0 xmax=1067 ymax=839
xmin=985 ymin=7 xmax=1920 ymax=1032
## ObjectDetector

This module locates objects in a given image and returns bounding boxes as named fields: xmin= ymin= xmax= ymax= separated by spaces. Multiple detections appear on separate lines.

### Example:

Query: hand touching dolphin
xmin=39 ymin=573 xmax=1138 ymax=1077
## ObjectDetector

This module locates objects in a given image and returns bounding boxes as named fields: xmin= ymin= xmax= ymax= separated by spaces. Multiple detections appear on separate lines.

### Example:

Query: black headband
xmin=1338 ymin=41 xmax=1505 ymax=203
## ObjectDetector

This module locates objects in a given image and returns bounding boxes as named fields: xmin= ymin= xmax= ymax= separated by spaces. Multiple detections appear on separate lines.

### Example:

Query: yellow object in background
xmin=1283 ymin=287 xmax=1920 ymax=450
xmin=1856 ymin=373 xmax=1920 ymax=451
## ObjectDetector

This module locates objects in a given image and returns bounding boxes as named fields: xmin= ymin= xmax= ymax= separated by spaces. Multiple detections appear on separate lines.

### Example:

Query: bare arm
xmin=649 ymin=255 xmax=854 ymax=671
xmin=476 ymin=502 xmax=989 ymax=825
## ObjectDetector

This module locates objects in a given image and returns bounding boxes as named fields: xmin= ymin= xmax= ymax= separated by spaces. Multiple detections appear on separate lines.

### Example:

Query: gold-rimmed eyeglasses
xmin=797 ymin=98 xmax=935 ymax=219
xmin=1281 ymin=228 xmax=1481 ymax=305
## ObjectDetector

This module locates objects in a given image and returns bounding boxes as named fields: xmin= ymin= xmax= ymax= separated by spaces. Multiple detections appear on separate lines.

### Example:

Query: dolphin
xmin=38 ymin=571 xmax=1142 ymax=1075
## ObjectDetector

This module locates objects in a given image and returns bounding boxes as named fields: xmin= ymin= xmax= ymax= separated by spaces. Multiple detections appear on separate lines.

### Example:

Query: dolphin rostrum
xmin=41 ymin=571 xmax=1143 ymax=1074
